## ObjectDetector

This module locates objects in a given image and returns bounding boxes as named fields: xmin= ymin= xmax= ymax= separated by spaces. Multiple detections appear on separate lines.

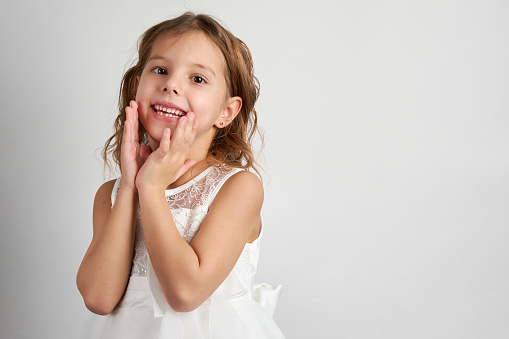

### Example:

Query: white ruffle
xmin=147 ymin=259 xmax=283 ymax=338
xmin=254 ymin=283 xmax=282 ymax=318
xmin=83 ymin=168 xmax=285 ymax=338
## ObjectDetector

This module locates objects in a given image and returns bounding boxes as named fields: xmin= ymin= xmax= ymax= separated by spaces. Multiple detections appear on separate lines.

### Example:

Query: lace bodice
xmin=111 ymin=165 xmax=244 ymax=277
xmin=100 ymin=165 xmax=283 ymax=338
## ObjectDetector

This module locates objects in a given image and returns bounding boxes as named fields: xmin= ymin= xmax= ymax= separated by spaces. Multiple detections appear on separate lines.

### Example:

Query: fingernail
xmin=164 ymin=128 xmax=170 ymax=136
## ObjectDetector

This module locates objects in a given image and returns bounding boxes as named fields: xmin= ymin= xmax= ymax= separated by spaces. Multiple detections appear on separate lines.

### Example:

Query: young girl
xmin=77 ymin=12 xmax=284 ymax=339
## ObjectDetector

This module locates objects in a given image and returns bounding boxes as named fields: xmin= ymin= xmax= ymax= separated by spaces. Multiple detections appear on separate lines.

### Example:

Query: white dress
xmin=82 ymin=165 xmax=285 ymax=339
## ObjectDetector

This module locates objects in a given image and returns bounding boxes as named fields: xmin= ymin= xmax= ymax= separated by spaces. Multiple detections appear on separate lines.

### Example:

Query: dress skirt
xmin=81 ymin=276 xmax=285 ymax=339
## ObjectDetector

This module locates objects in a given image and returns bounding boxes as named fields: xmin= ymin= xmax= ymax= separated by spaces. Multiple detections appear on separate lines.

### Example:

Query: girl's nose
xmin=163 ymin=87 xmax=179 ymax=95
xmin=163 ymin=86 xmax=179 ymax=95
xmin=163 ymin=78 xmax=180 ymax=95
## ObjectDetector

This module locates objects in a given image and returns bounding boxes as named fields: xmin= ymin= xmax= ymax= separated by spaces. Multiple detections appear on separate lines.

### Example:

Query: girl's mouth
xmin=152 ymin=104 xmax=187 ymax=118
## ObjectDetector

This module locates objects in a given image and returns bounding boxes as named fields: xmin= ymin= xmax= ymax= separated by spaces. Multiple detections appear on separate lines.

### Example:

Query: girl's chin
xmin=146 ymin=126 xmax=175 ymax=144
xmin=146 ymin=134 xmax=162 ymax=150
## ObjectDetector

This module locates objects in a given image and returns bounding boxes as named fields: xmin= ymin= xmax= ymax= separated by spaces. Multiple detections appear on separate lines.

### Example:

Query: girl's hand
xmin=135 ymin=113 xmax=199 ymax=191
xmin=120 ymin=101 xmax=151 ymax=192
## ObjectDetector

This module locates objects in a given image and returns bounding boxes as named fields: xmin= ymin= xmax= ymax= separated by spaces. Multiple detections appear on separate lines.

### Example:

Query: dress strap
xmin=204 ymin=167 xmax=245 ymax=208
xmin=111 ymin=177 xmax=121 ymax=207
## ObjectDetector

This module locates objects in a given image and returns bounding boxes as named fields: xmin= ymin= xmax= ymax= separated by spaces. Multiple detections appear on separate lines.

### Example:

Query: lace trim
xmin=129 ymin=165 xmax=240 ymax=277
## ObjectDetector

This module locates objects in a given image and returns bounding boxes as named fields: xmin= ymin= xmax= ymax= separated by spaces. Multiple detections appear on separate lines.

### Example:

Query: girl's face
xmin=135 ymin=31 xmax=240 ymax=151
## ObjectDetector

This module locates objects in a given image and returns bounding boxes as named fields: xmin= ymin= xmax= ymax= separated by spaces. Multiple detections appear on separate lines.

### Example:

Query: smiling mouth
xmin=152 ymin=105 xmax=187 ymax=118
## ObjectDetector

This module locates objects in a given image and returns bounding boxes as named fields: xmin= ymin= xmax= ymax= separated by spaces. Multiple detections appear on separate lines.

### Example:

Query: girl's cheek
xmin=138 ymin=111 xmax=148 ymax=130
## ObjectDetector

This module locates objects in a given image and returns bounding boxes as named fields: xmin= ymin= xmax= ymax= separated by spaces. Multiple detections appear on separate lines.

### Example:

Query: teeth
xmin=154 ymin=105 xmax=185 ymax=117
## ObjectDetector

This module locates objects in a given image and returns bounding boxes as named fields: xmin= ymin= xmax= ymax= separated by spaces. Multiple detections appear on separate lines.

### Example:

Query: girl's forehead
xmin=150 ymin=31 xmax=226 ymax=67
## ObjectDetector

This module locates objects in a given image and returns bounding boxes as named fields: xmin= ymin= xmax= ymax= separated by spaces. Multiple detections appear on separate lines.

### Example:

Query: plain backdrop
xmin=1 ymin=0 xmax=508 ymax=338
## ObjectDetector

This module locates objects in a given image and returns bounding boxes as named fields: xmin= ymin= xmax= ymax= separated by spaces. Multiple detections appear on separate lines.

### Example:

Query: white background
xmin=1 ymin=0 xmax=508 ymax=338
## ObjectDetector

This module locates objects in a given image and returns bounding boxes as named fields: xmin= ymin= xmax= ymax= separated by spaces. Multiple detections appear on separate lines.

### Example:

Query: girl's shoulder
xmin=189 ymin=165 xmax=263 ymax=211
xmin=94 ymin=179 xmax=117 ymax=207
xmin=205 ymin=167 xmax=263 ymax=243
xmin=211 ymin=166 xmax=264 ymax=205
xmin=209 ymin=165 xmax=262 ymax=185
xmin=223 ymin=168 xmax=262 ymax=190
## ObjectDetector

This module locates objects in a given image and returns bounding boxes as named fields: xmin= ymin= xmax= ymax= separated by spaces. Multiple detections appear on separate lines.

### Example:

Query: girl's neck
xmin=146 ymin=129 xmax=216 ymax=189
xmin=168 ymin=157 xmax=213 ymax=189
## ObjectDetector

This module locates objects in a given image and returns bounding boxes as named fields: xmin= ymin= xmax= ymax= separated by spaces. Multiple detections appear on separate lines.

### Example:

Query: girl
xmin=77 ymin=12 xmax=284 ymax=338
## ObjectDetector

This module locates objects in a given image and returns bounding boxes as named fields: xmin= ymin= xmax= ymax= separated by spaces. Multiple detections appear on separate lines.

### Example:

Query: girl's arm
xmin=76 ymin=181 xmax=138 ymax=315
xmin=77 ymin=101 xmax=146 ymax=315
xmin=136 ymin=112 xmax=263 ymax=312
xmin=135 ymin=111 xmax=262 ymax=312
xmin=138 ymin=170 xmax=263 ymax=312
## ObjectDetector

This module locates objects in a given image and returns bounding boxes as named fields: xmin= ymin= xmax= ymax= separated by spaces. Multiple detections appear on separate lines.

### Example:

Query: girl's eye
xmin=152 ymin=67 xmax=167 ymax=75
xmin=191 ymin=76 xmax=206 ymax=84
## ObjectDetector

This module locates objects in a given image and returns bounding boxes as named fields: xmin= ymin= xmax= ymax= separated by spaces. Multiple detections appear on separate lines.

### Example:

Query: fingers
xmin=124 ymin=102 xmax=133 ymax=142
xmin=126 ymin=101 xmax=139 ymax=143
xmin=185 ymin=112 xmax=198 ymax=138
xmin=171 ymin=112 xmax=198 ymax=149
xmin=136 ymin=111 xmax=201 ymax=189
xmin=132 ymin=101 xmax=139 ymax=143
xmin=122 ymin=101 xmax=143 ymax=167
xmin=122 ymin=113 xmax=130 ymax=139
xmin=158 ymin=128 xmax=171 ymax=157
xmin=122 ymin=111 xmax=133 ymax=146
xmin=121 ymin=101 xmax=142 ymax=187
xmin=173 ymin=113 xmax=198 ymax=166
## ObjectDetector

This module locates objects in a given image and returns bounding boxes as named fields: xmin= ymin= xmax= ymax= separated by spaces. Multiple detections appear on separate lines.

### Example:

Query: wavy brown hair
xmin=102 ymin=12 xmax=262 ymax=174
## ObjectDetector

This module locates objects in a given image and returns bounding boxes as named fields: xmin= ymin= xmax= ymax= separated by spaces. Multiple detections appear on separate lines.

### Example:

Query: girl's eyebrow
xmin=192 ymin=63 xmax=216 ymax=77
xmin=147 ymin=55 xmax=166 ymax=62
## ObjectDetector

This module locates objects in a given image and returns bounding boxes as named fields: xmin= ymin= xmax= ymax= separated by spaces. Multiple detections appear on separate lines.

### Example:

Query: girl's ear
xmin=215 ymin=96 xmax=242 ymax=128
